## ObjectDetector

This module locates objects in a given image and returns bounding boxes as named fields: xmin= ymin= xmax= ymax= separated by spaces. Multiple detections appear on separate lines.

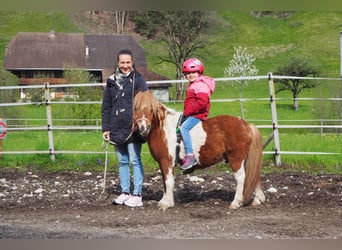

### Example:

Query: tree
xmin=0 ymin=68 xmax=22 ymax=119
xmin=134 ymin=11 xmax=218 ymax=99
xmin=62 ymin=67 xmax=101 ymax=125
xmin=114 ymin=11 xmax=127 ymax=34
xmin=84 ymin=11 xmax=130 ymax=34
xmin=274 ymin=56 xmax=320 ymax=111
xmin=224 ymin=46 xmax=258 ymax=119
xmin=160 ymin=11 xmax=218 ymax=99
xmin=133 ymin=11 xmax=162 ymax=38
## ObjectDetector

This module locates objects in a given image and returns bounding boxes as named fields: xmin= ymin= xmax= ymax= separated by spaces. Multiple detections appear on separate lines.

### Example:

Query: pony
xmin=133 ymin=91 xmax=265 ymax=211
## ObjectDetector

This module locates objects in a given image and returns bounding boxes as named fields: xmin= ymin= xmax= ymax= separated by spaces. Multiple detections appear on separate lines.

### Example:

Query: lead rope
xmin=102 ymin=140 xmax=109 ymax=193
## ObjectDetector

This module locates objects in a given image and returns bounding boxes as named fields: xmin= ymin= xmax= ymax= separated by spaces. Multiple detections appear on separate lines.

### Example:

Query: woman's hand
xmin=102 ymin=131 xmax=110 ymax=141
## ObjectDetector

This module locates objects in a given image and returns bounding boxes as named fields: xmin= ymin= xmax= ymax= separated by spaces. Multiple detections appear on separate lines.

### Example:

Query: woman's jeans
xmin=114 ymin=142 xmax=144 ymax=196
xmin=180 ymin=116 xmax=201 ymax=154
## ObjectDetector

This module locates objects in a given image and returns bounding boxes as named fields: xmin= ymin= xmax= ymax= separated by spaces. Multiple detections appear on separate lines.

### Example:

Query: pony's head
xmin=133 ymin=91 xmax=165 ymax=137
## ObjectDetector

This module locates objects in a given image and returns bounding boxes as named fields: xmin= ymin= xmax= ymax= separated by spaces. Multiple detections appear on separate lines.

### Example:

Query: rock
xmin=267 ymin=187 xmax=277 ymax=193
xmin=189 ymin=176 xmax=205 ymax=182
xmin=34 ymin=188 xmax=44 ymax=194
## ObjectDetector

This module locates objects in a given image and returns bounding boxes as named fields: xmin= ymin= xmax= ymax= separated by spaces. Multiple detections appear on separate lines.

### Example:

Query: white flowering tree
xmin=224 ymin=46 xmax=258 ymax=119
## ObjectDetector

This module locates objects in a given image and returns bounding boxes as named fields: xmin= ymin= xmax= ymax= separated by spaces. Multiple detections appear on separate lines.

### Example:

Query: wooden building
xmin=4 ymin=30 xmax=171 ymax=101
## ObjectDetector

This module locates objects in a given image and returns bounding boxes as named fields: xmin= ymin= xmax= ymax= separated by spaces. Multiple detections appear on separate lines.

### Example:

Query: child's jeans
xmin=180 ymin=116 xmax=200 ymax=154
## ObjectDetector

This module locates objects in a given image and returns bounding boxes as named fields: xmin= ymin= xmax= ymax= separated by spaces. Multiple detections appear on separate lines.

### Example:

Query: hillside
xmin=1 ymin=11 xmax=342 ymax=79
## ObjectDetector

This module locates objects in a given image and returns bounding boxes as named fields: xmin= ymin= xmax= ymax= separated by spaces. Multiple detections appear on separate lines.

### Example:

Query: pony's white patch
xmin=162 ymin=109 xmax=207 ymax=165
xmin=140 ymin=114 xmax=147 ymax=128
xmin=162 ymin=110 xmax=179 ymax=165
xmin=252 ymin=183 xmax=266 ymax=206
xmin=159 ymin=167 xmax=175 ymax=207
xmin=190 ymin=122 xmax=207 ymax=162
xmin=231 ymin=161 xmax=246 ymax=208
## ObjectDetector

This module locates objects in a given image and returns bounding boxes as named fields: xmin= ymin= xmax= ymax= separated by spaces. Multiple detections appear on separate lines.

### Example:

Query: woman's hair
xmin=116 ymin=49 xmax=134 ymax=62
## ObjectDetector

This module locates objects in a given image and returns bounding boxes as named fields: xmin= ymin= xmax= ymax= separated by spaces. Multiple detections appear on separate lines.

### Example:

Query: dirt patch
xmin=0 ymin=169 xmax=341 ymax=239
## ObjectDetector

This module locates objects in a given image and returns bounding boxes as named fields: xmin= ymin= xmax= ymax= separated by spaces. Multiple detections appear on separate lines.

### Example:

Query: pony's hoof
xmin=229 ymin=203 xmax=240 ymax=209
xmin=158 ymin=204 xmax=169 ymax=211
xmin=251 ymin=199 xmax=261 ymax=206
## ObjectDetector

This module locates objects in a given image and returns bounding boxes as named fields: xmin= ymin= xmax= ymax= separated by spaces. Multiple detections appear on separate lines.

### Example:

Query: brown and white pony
xmin=133 ymin=91 xmax=265 ymax=211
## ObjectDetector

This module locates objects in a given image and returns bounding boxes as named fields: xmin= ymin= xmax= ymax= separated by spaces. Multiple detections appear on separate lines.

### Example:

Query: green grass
xmin=0 ymin=11 xmax=83 ymax=52
xmin=1 ymin=84 xmax=341 ymax=174
xmin=0 ymin=11 xmax=341 ymax=174
xmin=142 ymin=11 xmax=342 ymax=78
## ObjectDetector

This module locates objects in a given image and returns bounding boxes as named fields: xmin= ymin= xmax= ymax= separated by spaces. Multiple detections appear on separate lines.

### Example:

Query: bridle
xmin=135 ymin=116 xmax=151 ymax=124
xmin=135 ymin=115 xmax=152 ymax=136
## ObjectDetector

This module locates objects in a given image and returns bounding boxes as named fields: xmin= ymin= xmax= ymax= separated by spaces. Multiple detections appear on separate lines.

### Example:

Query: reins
xmin=174 ymin=113 xmax=184 ymax=166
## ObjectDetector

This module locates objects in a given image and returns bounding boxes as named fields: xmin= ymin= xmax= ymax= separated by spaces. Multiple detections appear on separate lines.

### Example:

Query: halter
xmin=135 ymin=115 xmax=152 ymax=137
xmin=135 ymin=116 xmax=151 ymax=124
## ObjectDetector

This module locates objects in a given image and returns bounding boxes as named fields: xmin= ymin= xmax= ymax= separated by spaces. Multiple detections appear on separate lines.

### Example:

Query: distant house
xmin=4 ymin=30 xmax=171 ymax=101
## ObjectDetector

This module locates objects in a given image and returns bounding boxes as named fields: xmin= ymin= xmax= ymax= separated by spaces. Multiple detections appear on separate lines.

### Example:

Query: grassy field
xmin=1 ymin=80 xmax=341 ymax=174
xmin=2 ymin=128 xmax=341 ymax=174
xmin=141 ymin=11 xmax=342 ymax=78
xmin=0 ymin=11 xmax=341 ymax=174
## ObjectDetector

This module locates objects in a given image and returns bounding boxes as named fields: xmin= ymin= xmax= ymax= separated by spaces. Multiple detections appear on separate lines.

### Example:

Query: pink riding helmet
xmin=182 ymin=58 xmax=204 ymax=74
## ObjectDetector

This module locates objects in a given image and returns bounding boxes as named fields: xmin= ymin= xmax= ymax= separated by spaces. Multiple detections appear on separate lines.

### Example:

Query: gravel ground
xmin=0 ymin=168 xmax=341 ymax=239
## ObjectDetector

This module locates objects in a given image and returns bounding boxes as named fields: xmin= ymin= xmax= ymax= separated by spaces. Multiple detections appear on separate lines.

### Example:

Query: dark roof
xmin=5 ymin=32 xmax=86 ymax=69
xmin=4 ymin=31 xmax=146 ymax=71
xmin=4 ymin=31 xmax=170 ymax=84
xmin=85 ymin=34 xmax=146 ymax=70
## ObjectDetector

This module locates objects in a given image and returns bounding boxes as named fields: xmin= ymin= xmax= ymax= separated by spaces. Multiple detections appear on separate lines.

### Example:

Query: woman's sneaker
xmin=124 ymin=195 xmax=143 ymax=207
xmin=112 ymin=193 xmax=130 ymax=205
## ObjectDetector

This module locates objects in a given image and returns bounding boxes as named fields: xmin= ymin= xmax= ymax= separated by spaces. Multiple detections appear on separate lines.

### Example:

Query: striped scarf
xmin=115 ymin=67 xmax=132 ymax=86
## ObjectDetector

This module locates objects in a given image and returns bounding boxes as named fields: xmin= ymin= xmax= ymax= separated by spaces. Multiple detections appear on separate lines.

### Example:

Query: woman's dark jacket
xmin=101 ymin=71 xmax=148 ymax=144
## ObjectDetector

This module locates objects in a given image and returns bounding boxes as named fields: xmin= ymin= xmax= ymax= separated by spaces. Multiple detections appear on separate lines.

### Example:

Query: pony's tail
xmin=243 ymin=124 xmax=263 ymax=205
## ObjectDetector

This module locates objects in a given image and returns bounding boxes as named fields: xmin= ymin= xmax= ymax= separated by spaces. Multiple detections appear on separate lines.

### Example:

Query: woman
xmin=102 ymin=49 xmax=148 ymax=207
xmin=180 ymin=58 xmax=215 ymax=170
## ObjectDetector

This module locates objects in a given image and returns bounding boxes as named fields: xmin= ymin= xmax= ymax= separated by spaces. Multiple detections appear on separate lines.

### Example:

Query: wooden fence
xmin=1 ymin=74 xmax=341 ymax=166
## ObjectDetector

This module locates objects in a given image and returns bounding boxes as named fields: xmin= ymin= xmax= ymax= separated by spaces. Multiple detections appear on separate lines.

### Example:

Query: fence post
xmin=268 ymin=73 xmax=281 ymax=166
xmin=320 ymin=119 xmax=323 ymax=136
xmin=44 ymin=82 xmax=55 ymax=161
xmin=0 ymin=118 xmax=3 ymax=160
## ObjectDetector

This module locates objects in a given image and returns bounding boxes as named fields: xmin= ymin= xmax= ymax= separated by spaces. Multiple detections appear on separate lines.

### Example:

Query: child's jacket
xmin=183 ymin=76 xmax=215 ymax=121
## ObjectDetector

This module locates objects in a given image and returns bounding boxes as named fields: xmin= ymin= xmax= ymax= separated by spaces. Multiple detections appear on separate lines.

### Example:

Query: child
xmin=180 ymin=58 xmax=215 ymax=170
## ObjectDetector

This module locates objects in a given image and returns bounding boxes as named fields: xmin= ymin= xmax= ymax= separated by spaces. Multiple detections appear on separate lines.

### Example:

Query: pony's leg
xmin=230 ymin=161 xmax=245 ymax=209
xmin=158 ymin=167 xmax=175 ymax=211
xmin=251 ymin=182 xmax=265 ymax=206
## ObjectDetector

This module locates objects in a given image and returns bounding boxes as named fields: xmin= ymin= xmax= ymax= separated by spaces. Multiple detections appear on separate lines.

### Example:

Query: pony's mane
xmin=165 ymin=106 xmax=178 ymax=115
xmin=134 ymin=91 xmax=173 ymax=121
xmin=133 ymin=91 xmax=160 ymax=116
xmin=133 ymin=91 xmax=178 ymax=127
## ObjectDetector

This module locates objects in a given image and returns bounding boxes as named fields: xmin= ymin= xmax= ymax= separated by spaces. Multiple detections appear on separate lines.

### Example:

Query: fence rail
xmin=1 ymin=74 xmax=341 ymax=165
xmin=3 ymin=124 xmax=342 ymax=131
